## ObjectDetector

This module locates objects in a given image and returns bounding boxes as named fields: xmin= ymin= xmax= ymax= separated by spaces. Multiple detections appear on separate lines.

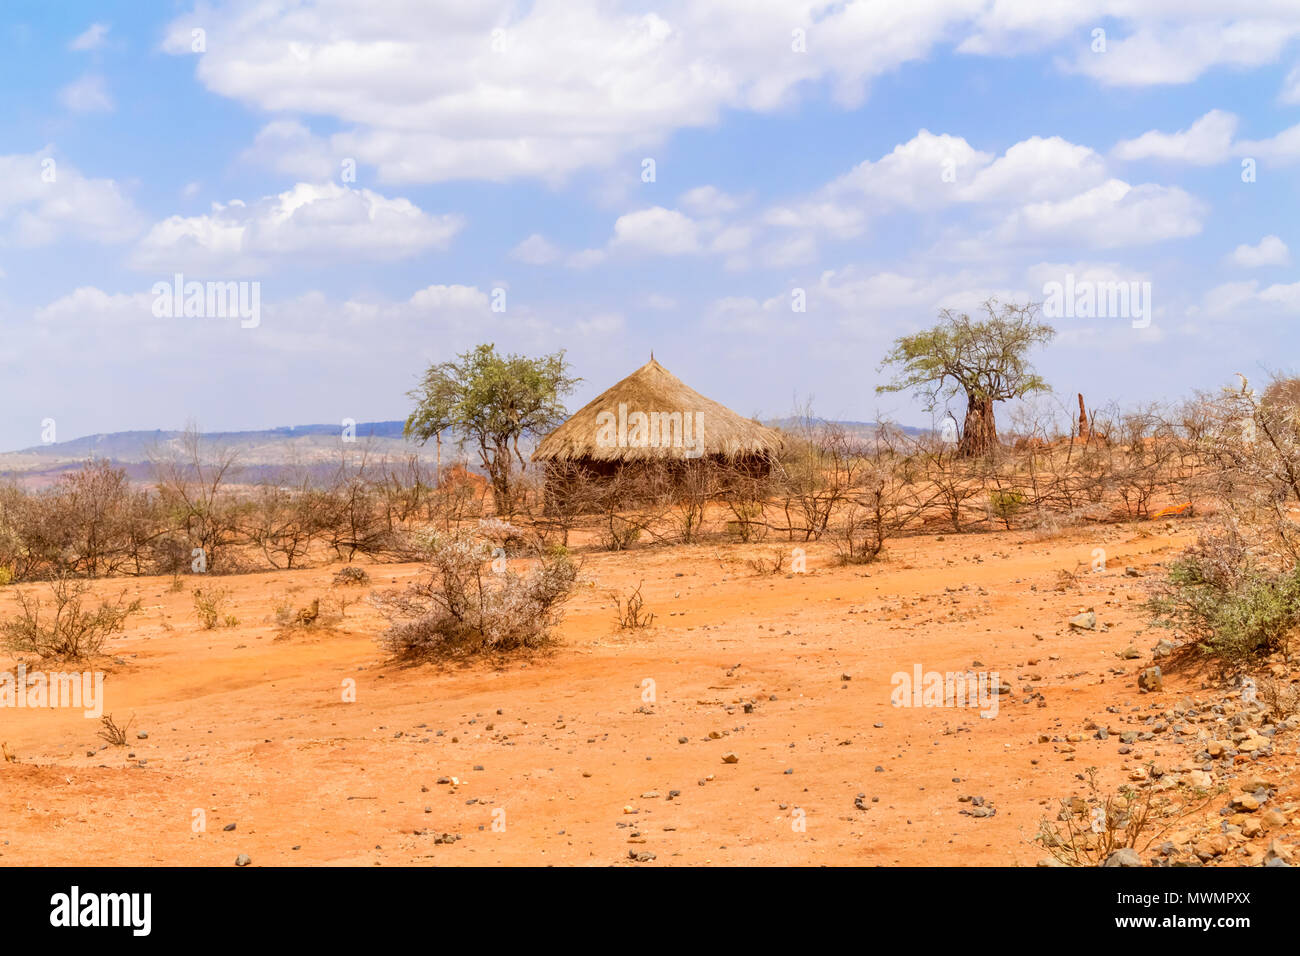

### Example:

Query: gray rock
xmin=1139 ymin=666 xmax=1163 ymax=693
xmin=1102 ymin=848 xmax=1142 ymax=867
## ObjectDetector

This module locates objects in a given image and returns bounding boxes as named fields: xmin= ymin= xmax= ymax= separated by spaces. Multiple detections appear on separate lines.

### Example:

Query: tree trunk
xmin=958 ymin=393 xmax=997 ymax=457
xmin=488 ymin=441 xmax=514 ymax=516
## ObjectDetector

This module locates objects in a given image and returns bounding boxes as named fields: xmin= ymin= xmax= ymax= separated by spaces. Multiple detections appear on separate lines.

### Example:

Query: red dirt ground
xmin=0 ymin=519 xmax=1292 ymax=866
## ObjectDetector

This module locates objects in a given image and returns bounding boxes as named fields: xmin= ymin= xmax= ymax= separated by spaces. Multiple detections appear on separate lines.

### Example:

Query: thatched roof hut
xmin=533 ymin=358 xmax=783 ymax=465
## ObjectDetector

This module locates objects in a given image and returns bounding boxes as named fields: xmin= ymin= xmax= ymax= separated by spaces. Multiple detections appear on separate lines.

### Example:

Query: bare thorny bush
xmin=0 ymin=575 xmax=141 ymax=661
xmin=370 ymin=532 xmax=579 ymax=660
xmin=0 ymin=434 xmax=485 ymax=584
xmin=613 ymin=581 xmax=655 ymax=629
xmin=1035 ymin=766 xmax=1210 ymax=867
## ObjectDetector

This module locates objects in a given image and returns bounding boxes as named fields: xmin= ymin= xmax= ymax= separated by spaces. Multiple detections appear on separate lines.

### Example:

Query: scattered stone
xmin=1102 ymin=848 xmax=1142 ymax=867
xmin=1138 ymin=666 xmax=1163 ymax=692
xmin=1068 ymin=610 xmax=1097 ymax=630
xmin=1231 ymin=794 xmax=1261 ymax=813
xmin=235 ymin=854 xmax=251 ymax=867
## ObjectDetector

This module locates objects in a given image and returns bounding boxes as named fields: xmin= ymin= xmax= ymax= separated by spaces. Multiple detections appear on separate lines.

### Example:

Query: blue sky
xmin=2 ymin=0 xmax=1299 ymax=451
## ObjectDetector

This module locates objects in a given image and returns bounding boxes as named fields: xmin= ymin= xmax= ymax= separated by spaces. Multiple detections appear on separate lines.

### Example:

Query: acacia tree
xmin=404 ymin=344 xmax=578 ymax=515
xmin=877 ymin=299 xmax=1055 ymax=457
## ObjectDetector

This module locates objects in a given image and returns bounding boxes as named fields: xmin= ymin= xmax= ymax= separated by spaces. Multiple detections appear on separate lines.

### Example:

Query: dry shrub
xmin=613 ymin=581 xmax=655 ymax=629
xmin=332 ymin=565 xmax=370 ymax=587
xmin=192 ymin=586 xmax=237 ymax=629
xmin=1035 ymin=768 xmax=1203 ymax=867
xmin=1255 ymin=675 xmax=1300 ymax=720
xmin=1 ymin=576 xmax=141 ymax=660
xmin=274 ymin=594 xmax=344 ymax=630
xmin=97 ymin=714 xmax=134 ymax=746
xmin=371 ymin=534 xmax=578 ymax=660
xmin=1145 ymin=530 xmax=1300 ymax=671
xmin=746 ymin=548 xmax=787 ymax=575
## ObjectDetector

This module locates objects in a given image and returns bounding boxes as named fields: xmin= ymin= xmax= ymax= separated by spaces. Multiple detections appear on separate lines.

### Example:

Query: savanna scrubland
xmin=4 ymin=319 xmax=1300 ymax=866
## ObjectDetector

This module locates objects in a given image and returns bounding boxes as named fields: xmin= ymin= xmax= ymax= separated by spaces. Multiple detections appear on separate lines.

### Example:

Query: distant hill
xmin=0 ymin=417 xmax=930 ymax=488
xmin=763 ymin=417 xmax=930 ymax=438
xmin=0 ymin=422 xmax=449 ymax=489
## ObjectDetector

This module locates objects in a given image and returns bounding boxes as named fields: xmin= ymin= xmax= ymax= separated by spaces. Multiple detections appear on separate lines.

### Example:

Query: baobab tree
xmin=877 ymin=299 xmax=1055 ymax=457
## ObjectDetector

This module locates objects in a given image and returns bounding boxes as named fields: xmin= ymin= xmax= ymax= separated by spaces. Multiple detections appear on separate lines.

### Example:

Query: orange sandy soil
xmin=0 ymin=519 xmax=1279 ymax=866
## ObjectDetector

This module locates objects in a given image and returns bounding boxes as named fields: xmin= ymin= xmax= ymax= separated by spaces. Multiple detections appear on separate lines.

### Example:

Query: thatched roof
xmin=532 ymin=358 xmax=783 ymax=463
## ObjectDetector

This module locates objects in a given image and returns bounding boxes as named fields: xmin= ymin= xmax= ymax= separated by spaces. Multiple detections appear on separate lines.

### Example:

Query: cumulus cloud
xmin=163 ymin=1 xmax=1300 ymax=184
xmin=1201 ymin=279 xmax=1300 ymax=318
xmin=1112 ymin=110 xmax=1239 ymax=165
xmin=131 ymin=182 xmax=464 ymax=274
xmin=0 ymin=149 xmax=142 ymax=245
xmin=1229 ymin=235 xmax=1290 ymax=268
xmin=1236 ymin=122 xmax=1300 ymax=165
xmin=610 ymin=207 xmax=701 ymax=256
xmin=1063 ymin=21 xmax=1300 ymax=87
xmin=990 ymin=180 xmax=1204 ymax=249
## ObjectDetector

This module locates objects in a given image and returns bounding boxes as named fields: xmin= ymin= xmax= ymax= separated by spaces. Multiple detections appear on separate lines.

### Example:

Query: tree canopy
xmin=877 ymin=299 xmax=1055 ymax=455
xmin=877 ymin=299 xmax=1054 ymax=407
xmin=405 ymin=344 xmax=579 ymax=512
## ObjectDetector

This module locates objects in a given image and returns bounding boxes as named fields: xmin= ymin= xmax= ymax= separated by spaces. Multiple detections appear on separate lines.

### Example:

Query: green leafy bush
xmin=1144 ymin=535 xmax=1300 ymax=669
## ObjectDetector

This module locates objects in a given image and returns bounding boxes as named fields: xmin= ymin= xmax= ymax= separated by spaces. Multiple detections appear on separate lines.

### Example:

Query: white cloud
xmin=157 ymin=1 xmax=1300 ymax=185
xmin=1112 ymin=110 xmax=1238 ymax=165
xmin=759 ymin=234 xmax=817 ymax=268
xmin=1230 ymin=235 xmax=1290 ymax=268
xmin=240 ymin=121 xmax=338 ymax=181
xmin=1201 ymin=279 xmax=1300 ymax=318
xmin=961 ymin=136 xmax=1107 ymax=202
xmin=0 ymin=149 xmax=142 ymax=245
xmin=679 ymin=185 xmax=746 ymax=217
xmin=1237 ymin=122 xmax=1300 ymax=165
xmin=132 ymin=182 xmax=464 ymax=274
xmin=37 ymin=287 xmax=154 ymax=324
xmin=1111 ymin=110 xmax=1300 ymax=167
xmin=407 ymin=284 xmax=490 ymax=311
xmin=510 ymin=234 xmax=561 ymax=265
xmin=610 ymin=207 xmax=700 ymax=255
xmin=59 ymin=74 xmax=113 ymax=113
xmin=1260 ymin=282 xmax=1300 ymax=312
xmin=992 ymin=180 xmax=1204 ymax=248
xmin=1064 ymin=21 xmax=1300 ymax=87
xmin=829 ymin=130 xmax=991 ymax=209
xmin=70 ymin=23 xmax=110 ymax=51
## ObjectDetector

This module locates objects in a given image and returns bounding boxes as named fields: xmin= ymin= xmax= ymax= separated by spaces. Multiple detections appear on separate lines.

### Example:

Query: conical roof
xmin=532 ymin=358 xmax=783 ymax=462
